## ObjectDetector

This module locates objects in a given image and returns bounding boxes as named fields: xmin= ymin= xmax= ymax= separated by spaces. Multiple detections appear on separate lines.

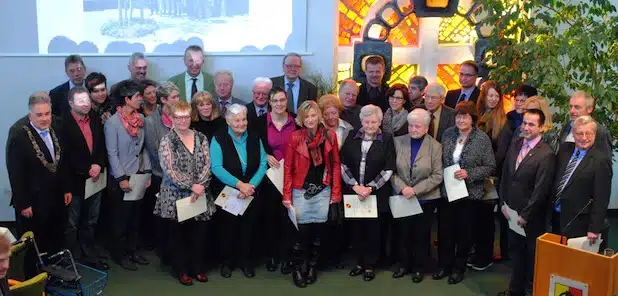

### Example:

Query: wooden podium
xmin=534 ymin=233 xmax=618 ymax=296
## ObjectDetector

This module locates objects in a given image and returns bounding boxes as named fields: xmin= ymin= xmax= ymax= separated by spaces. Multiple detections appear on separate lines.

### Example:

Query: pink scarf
xmin=116 ymin=106 xmax=144 ymax=137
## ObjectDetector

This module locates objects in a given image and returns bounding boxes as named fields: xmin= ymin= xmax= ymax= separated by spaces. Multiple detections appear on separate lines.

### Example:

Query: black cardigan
xmin=190 ymin=116 xmax=226 ymax=141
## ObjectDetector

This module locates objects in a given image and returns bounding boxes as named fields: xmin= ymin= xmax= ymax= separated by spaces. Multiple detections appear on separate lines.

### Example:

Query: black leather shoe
xmin=242 ymin=266 xmax=255 ymax=278
xmin=392 ymin=268 xmax=408 ymax=278
xmin=281 ymin=261 xmax=293 ymax=275
xmin=349 ymin=266 xmax=364 ymax=277
xmin=116 ymin=257 xmax=137 ymax=271
xmin=305 ymin=267 xmax=317 ymax=285
xmin=266 ymin=258 xmax=278 ymax=272
xmin=292 ymin=270 xmax=307 ymax=288
xmin=129 ymin=254 xmax=150 ymax=265
xmin=411 ymin=271 xmax=423 ymax=283
xmin=432 ymin=269 xmax=450 ymax=280
xmin=363 ymin=270 xmax=375 ymax=281
xmin=448 ymin=271 xmax=464 ymax=284
xmin=220 ymin=266 xmax=232 ymax=278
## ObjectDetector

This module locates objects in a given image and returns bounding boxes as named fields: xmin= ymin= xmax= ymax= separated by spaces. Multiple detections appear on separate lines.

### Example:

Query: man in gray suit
xmin=556 ymin=90 xmax=612 ymax=157
xmin=424 ymin=83 xmax=455 ymax=143
xmin=270 ymin=53 xmax=318 ymax=114
xmin=214 ymin=70 xmax=243 ymax=114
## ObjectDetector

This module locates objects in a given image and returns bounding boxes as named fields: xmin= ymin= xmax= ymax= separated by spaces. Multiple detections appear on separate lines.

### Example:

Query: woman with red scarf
xmin=283 ymin=100 xmax=342 ymax=288
xmin=104 ymin=79 xmax=152 ymax=271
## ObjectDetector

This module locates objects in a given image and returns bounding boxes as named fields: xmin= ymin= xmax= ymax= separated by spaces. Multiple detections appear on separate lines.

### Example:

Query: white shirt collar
xmin=185 ymin=71 xmax=204 ymax=82
xmin=29 ymin=121 xmax=48 ymax=133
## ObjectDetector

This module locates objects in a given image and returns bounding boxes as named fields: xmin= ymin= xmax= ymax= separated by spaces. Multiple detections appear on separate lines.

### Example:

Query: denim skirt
xmin=292 ymin=187 xmax=331 ymax=224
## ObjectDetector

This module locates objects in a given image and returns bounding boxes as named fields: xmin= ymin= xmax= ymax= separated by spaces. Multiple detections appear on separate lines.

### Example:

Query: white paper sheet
xmin=343 ymin=195 xmax=378 ymax=218
xmin=483 ymin=177 xmax=499 ymax=201
xmin=444 ymin=164 xmax=469 ymax=202
xmin=123 ymin=173 xmax=151 ymax=201
xmin=214 ymin=186 xmax=253 ymax=216
xmin=567 ymin=236 xmax=603 ymax=254
xmin=266 ymin=159 xmax=284 ymax=194
xmin=175 ymin=194 xmax=207 ymax=222
xmin=85 ymin=169 xmax=107 ymax=200
xmin=389 ymin=195 xmax=423 ymax=219
xmin=288 ymin=206 xmax=299 ymax=230
xmin=504 ymin=204 xmax=526 ymax=237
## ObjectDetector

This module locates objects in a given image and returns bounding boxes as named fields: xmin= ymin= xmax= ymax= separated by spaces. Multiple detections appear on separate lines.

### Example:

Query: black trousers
xmin=378 ymin=212 xmax=396 ymax=265
xmin=397 ymin=201 xmax=437 ymax=272
xmin=167 ymin=219 xmax=209 ymax=275
xmin=109 ymin=179 xmax=142 ymax=261
xmin=350 ymin=218 xmax=381 ymax=269
xmin=140 ymin=175 xmax=162 ymax=248
xmin=508 ymin=221 xmax=544 ymax=295
xmin=218 ymin=204 xmax=257 ymax=268
xmin=293 ymin=223 xmax=325 ymax=270
xmin=65 ymin=191 xmax=102 ymax=261
xmin=324 ymin=216 xmax=347 ymax=267
xmin=257 ymin=181 xmax=290 ymax=262
xmin=473 ymin=200 xmax=496 ymax=262
xmin=498 ymin=210 xmax=510 ymax=258
xmin=437 ymin=198 xmax=478 ymax=272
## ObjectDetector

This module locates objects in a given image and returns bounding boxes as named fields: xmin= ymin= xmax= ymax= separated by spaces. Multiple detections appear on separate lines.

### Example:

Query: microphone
xmin=559 ymin=198 xmax=593 ymax=245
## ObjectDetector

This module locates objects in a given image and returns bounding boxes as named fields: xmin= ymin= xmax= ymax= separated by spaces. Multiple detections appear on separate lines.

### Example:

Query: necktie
xmin=515 ymin=142 xmax=530 ymax=170
xmin=258 ymin=107 xmax=266 ymax=117
xmin=555 ymin=150 xmax=581 ymax=199
xmin=39 ymin=130 xmax=54 ymax=160
xmin=286 ymin=82 xmax=295 ymax=113
xmin=220 ymin=100 xmax=229 ymax=116
xmin=191 ymin=78 xmax=198 ymax=99
xmin=456 ymin=93 xmax=466 ymax=105
xmin=428 ymin=113 xmax=436 ymax=139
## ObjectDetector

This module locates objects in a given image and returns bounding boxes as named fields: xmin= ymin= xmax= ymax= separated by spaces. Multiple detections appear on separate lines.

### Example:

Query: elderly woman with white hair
xmin=391 ymin=108 xmax=443 ymax=283
xmin=341 ymin=104 xmax=396 ymax=282
xmin=210 ymin=103 xmax=268 ymax=279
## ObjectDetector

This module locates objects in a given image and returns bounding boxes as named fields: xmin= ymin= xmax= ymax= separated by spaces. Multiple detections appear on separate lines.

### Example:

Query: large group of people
xmin=4 ymin=46 xmax=613 ymax=296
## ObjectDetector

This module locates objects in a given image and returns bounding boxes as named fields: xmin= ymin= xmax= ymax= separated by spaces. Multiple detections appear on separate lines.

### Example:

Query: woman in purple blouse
xmin=252 ymin=86 xmax=300 ymax=274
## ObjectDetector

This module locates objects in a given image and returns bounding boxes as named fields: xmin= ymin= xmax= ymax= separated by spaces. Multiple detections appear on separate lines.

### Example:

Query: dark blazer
xmin=444 ymin=87 xmax=480 ymax=109
xmin=434 ymin=105 xmax=456 ymax=143
xmin=60 ymin=111 xmax=107 ymax=198
xmin=270 ymin=75 xmax=318 ymax=112
xmin=499 ymin=137 xmax=555 ymax=224
xmin=49 ymin=81 xmax=71 ymax=116
xmin=556 ymin=122 xmax=613 ymax=157
xmin=0 ymin=278 xmax=8 ymax=296
xmin=357 ymin=82 xmax=390 ymax=113
xmin=7 ymin=122 xmax=69 ymax=216
xmin=244 ymin=102 xmax=266 ymax=125
xmin=340 ymin=130 xmax=396 ymax=213
xmin=341 ymin=106 xmax=362 ymax=130
xmin=552 ymin=143 xmax=612 ymax=236
xmin=251 ymin=112 xmax=299 ymax=156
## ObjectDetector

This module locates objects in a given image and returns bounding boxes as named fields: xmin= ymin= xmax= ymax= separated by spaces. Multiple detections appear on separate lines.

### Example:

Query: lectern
xmin=534 ymin=233 xmax=617 ymax=296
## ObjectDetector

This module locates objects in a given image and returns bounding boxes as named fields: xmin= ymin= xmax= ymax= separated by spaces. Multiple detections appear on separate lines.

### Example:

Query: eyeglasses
xmin=174 ymin=115 xmax=191 ymax=121
xmin=389 ymin=96 xmax=405 ymax=101
xmin=459 ymin=72 xmax=477 ymax=77
xmin=425 ymin=95 xmax=442 ymax=102
xmin=284 ymin=64 xmax=301 ymax=69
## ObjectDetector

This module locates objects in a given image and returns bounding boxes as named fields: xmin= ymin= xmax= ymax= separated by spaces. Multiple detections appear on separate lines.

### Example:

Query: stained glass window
xmin=436 ymin=64 xmax=462 ymax=90
xmin=387 ymin=15 xmax=419 ymax=47
xmin=387 ymin=64 xmax=419 ymax=86
xmin=438 ymin=14 xmax=476 ymax=45
xmin=338 ymin=0 xmax=380 ymax=46
xmin=337 ymin=63 xmax=353 ymax=83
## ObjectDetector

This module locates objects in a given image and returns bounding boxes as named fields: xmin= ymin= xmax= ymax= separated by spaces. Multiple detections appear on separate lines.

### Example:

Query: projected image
xmin=36 ymin=0 xmax=302 ymax=54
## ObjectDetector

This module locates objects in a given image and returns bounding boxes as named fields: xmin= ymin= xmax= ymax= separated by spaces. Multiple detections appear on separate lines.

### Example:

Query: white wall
xmin=0 ymin=0 xmax=338 ymax=221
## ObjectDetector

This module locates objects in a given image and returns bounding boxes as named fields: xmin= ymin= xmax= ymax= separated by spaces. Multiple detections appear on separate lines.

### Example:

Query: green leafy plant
xmin=477 ymin=0 xmax=618 ymax=151
xmin=304 ymin=71 xmax=337 ymax=97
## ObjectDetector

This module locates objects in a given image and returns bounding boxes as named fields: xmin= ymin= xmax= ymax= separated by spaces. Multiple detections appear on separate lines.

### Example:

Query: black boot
xmin=306 ymin=239 xmax=321 ymax=285
xmin=291 ymin=242 xmax=307 ymax=288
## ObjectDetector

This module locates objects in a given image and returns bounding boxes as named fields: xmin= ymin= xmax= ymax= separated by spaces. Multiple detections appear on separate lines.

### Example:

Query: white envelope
xmin=567 ymin=235 xmax=603 ymax=254
xmin=266 ymin=159 xmax=284 ymax=194
xmin=215 ymin=186 xmax=253 ymax=216
xmin=123 ymin=173 xmax=151 ymax=201
xmin=389 ymin=195 xmax=423 ymax=219
xmin=504 ymin=204 xmax=526 ymax=237
xmin=343 ymin=195 xmax=378 ymax=218
xmin=85 ymin=169 xmax=107 ymax=199
xmin=444 ymin=164 xmax=469 ymax=202
xmin=175 ymin=194 xmax=207 ymax=222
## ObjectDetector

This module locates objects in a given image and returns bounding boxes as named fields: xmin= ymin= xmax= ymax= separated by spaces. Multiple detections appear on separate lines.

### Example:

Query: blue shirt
xmin=284 ymin=77 xmax=300 ymax=112
xmin=410 ymin=137 xmax=431 ymax=204
xmin=69 ymin=80 xmax=83 ymax=89
xmin=555 ymin=147 xmax=588 ymax=212
xmin=210 ymin=127 xmax=268 ymax=188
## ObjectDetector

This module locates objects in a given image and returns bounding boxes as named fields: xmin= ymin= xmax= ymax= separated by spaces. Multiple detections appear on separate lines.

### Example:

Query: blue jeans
xmin=65 ymin=191 xmax=102 ymax=260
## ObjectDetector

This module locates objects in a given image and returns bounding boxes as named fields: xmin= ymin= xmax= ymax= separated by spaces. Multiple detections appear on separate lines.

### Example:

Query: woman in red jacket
xmin=283 ymin=100 xmax=341 ymax=288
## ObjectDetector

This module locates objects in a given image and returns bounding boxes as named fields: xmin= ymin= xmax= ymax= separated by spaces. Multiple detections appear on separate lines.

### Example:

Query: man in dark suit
xmin=551 ymin=115 xmax=612 ymax=251
xmin=498 ymin=109 xmax=555 ymax=296
xmin=245 ymin=77 xmax=272 ymax=124
xmin=555 ymin=90 xmax=613 ymax=157
xmin=444 ymin=60 xmax=480 ymax=109
xmin=49 ymin=54 xmax=87 ymax=116
xmin=270 ymin=53 xmax=318 ymax=114
xmin=356 ymin=55 xmax=390 ymax=112
xmin=338 ymin=78 xmax=362 ymax=130
xmin=214 ymin=70 xmax=244 ymax=114
xmin=6 ymin=92 xmax=72 ymax=277
xmin=61 ymin=87 xmax=109 ymax=271
xmin=424 ymin=83 xmax=455 ymax=143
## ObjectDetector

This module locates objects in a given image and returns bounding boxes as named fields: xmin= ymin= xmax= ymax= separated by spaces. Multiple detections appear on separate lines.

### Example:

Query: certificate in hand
xmin=567 ymin=235 xmax=603 ymax=254
xmin=389 ymin=195 xmax=423 ymax=219
xmin=504 ymin=204 xmax=526 ymax=237
xmin=266 ymin=159 xmax=284 ymax=194
xmin=443 ymin=164 xmax=469 ymax=202
xmin=215 ymin=186 xmax=253 ymax=216
xmin=85 ymin=168 xmax=107 ymax=200
xmin=343 ymin=195 xmax=378 ymax=218
xmin=288 ymin=206 xmax=299 ymax=230
xmin=176 ymin=194 xmax=207 ymax=222
xmin=123 ymin=173 xmax=151 ymax=201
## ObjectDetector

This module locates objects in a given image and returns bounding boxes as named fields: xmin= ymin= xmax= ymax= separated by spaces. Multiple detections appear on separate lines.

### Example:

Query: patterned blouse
xmin=153 ymin=130 xmax=216 ymax=221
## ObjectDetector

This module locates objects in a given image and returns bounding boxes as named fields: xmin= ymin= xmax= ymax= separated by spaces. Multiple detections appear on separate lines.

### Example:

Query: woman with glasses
xmin=382 ymin=84 xmax=410 ymax=137
xmin=154 ymin=101 xmax=215 ymax=286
